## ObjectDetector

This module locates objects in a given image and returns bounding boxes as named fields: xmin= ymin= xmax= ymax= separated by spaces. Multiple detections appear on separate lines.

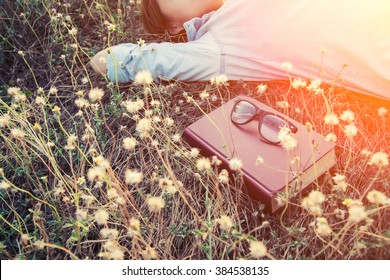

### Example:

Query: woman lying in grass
xmin=91 ymin=0 xmax=390 ymax=100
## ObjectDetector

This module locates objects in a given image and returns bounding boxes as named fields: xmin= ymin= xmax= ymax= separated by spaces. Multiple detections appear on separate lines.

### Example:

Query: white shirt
xmin=107 ymin=0 xmax=390 ymax=99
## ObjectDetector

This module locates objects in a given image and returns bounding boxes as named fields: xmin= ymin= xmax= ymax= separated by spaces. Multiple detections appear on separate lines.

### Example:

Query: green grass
xmin=0 ymin=0 xmax=389 ymax=260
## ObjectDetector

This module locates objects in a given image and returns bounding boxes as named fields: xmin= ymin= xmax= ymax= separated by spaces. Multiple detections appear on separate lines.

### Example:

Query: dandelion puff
xmin=324 ymin=113 xmax=339 ymax=125
xmin=142 ymin=247 xmax=159 ymax=260
xmin=122 ymin=137 xmax=138 ymax=151
xmin=0 ymin=114 xmax=11 ymax=128
xmin=75 ymin=209 xmax=88 ymax=221
xmin=344 ymin=123 xmax=358 ymax=138
xmin=196 ymin=157 xmax=211 ymax=171
xmin=100 ymin=228 xmax=119 ymax=239
xmin=189 ymin=148 xmax=200 ymax=158
xmin=107 ymin=188 xmax=119 ymax=199
xmin=249 ymin=240 xmax=267 ymax=259
xmin=256 ymin=156 xmax=264 ymax=166
xmin=94 ymin=209 xmax=109 ymax=225
xmin=134 ymin=70 xmax=153 ymax=85
xmin=79 ymin=77 xmax=88 ymax=85
xmin=276 ymin=101 xmax=289 ymax=109
xmin=199 ymin=91 xmax=209 ymax=100
xmin=88 ymin=87 xmax=104 ymax=102
xmin=229 ymin=157 xmax=243 ymax=171
xmin=302 ymin=191 xmax=325 ymax=215
xmin=211 ymin=156 xmax=222 ymax=166
xmin=367 ymin=152 xmax=388 ymax=167
xmin=217 ymin=215 xmax=234 ymax=231
xmin=361 ymin=149 xmax=372 ymax=158
xmin=291 ymin=78 xmax=307 ymax=89
xmin=64 ymin=134 xmax=78 ymax=150
xmin=7 ymin=87 xmax=21 ymax=95
xmin=49 ymin=86 xmax=58 ymax=95
xmin=348 ymin=204 xmax=367 ymax=223
xmin=164 ymin=117 xmax=174 ymax=127
xmin=278 ymin=127 xmax=298 ymax=151
xmin=74 ymin=98 xmax=89 ymax=108
xmin=35 ymin=96 xmax=46 ymax=106
xmin=68 ymin=27 xmax=78 ymax=36
xmin=332 ymin=173 xmax=346 ymax=184
xmin=340 ymin=110 xmax=355 ymax=123
xmin=87 ymin=166 xmax=106 ymax=181
xmin=256 ymin=83 xmax=267 ymax=94
xmin=0 ymin=181 xmax=11 ymax=190
xmin=150 ymin=100 xmax=160 ymax=107
xmin=325 ymin=133 xmax=337 ymax=142
xmin=308 ymin=190 xmax=326 ymax=205
xmin=307 ymin=79 xmax=322 ymax=92
xmin=367 ymin=190 xmax=389 ymax=205
xmin=136 ymin=118 xmax=152 ymax=136
xmin=129 ymin=217 xmax=141 ymax=232
xmin=125 ymin=169 xmax=144 ymax=185
xmin=11 ymin=128 xmax=25 ymax=139
xmin=171 ymin=133 xmax=181 ymax=143
xmin=14 ymin=93 xmax=27 ymax=103
xmin=315 ymin=217 xmax=332 ymax=237
xmin=93 ymin=155 xmax=110 ymax=169
xmin=378 ymin=107 xmax=388 ymax=117
xmin=158 ymin=178 xmax=174 ymax=191
xmin=218 ymin=169 xmax=229 ymax=184
xmin=146 ymin=196 xmax=165 ymax=213
xmin=210 ymin=74 xmax=228 ymax=86
xmin=123 ymin=99 xmax=144 ymax=114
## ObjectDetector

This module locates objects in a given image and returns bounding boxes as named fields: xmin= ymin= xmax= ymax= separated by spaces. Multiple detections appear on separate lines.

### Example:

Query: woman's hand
xmin=90 ymin=49 xmax=108 ymax=75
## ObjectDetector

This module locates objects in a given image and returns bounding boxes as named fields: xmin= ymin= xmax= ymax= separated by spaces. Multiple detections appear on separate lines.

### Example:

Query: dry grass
xmin=0 ymin=0 xmax=389 ymax=260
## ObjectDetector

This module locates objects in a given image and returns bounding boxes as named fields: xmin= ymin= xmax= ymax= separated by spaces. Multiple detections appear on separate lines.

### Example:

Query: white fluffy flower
xmin=324 ymin=113 xmax=339 ymax=125
xmin=134 ymin=70 xmax=153 ymax=85
xmin=278 ymin=127 xmax=298 ymax=151
xmin=229 ymin=157 xmax=243 ymax=171
xmin=196 ymin=157 xmax=211 ymax=171
xmin=125 ymin=169 xmax=144 ymax=185
xmin=340 ymin=110 xmax=355 ymax=123
xmin=123 ymin=137 xmax=138 ymax=151
xmin=94 ymin=209 xmax=109 ymax=225
xmin=367 ymin=152 xmax=388 ymax=167
xmin=88 ymin=87 xmax=104 ymax=102
xmin=249 ymin=241 xmax=267 ymax=258
xmin=123 ymin=99 xmax=144 ymax=113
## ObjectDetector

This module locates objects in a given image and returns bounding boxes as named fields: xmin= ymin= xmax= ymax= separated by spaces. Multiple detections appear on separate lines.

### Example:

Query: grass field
xmin=1 ymin=0 xmax=390 ymax=260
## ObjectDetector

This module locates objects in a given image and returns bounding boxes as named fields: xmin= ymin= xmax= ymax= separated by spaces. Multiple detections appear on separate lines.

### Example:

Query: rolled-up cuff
xmin=106 ymin=44 xmax=138 ymax=83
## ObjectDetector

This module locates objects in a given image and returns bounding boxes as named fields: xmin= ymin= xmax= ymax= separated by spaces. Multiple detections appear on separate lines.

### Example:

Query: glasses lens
xmin=231 ymin=101 xmax=256 ymax=124
xmin=259 ymin=115 xmax=289 ymax=143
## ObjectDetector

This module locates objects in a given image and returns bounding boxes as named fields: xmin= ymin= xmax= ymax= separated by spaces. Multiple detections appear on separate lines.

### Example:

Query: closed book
xmin=183 ymin=95 xmax=336 ymax=212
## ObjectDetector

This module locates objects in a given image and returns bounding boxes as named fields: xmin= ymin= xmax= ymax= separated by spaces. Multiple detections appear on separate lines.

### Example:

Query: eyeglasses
xmin=231 ymin=99 xmax=298 ymax=144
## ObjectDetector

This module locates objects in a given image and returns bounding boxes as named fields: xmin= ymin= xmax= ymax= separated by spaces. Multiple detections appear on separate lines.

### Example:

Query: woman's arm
xmin=91 ymin=38 xmax=221 ymax=83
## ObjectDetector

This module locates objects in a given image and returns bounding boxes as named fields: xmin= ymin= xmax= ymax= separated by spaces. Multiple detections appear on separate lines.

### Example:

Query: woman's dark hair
xmin=140 ymin=0 xmax=167 ymax=35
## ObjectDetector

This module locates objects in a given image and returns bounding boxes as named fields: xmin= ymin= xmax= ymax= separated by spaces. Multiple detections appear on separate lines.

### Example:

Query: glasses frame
xmin=230 ymin=99 xmax=298 ymax=145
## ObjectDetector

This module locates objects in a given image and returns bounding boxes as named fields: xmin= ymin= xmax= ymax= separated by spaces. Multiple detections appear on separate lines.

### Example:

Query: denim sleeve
xmin=106 ymin=40 xmax=221 ymax=83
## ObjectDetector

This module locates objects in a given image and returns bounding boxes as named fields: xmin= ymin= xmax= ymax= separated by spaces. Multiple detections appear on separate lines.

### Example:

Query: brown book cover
xmin=183 ymin=95 xmax=336 ymax=212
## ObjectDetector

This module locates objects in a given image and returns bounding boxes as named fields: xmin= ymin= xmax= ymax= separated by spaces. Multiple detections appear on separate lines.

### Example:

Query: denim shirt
xmin=106 ymin=0 xmax=390 ymax=99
